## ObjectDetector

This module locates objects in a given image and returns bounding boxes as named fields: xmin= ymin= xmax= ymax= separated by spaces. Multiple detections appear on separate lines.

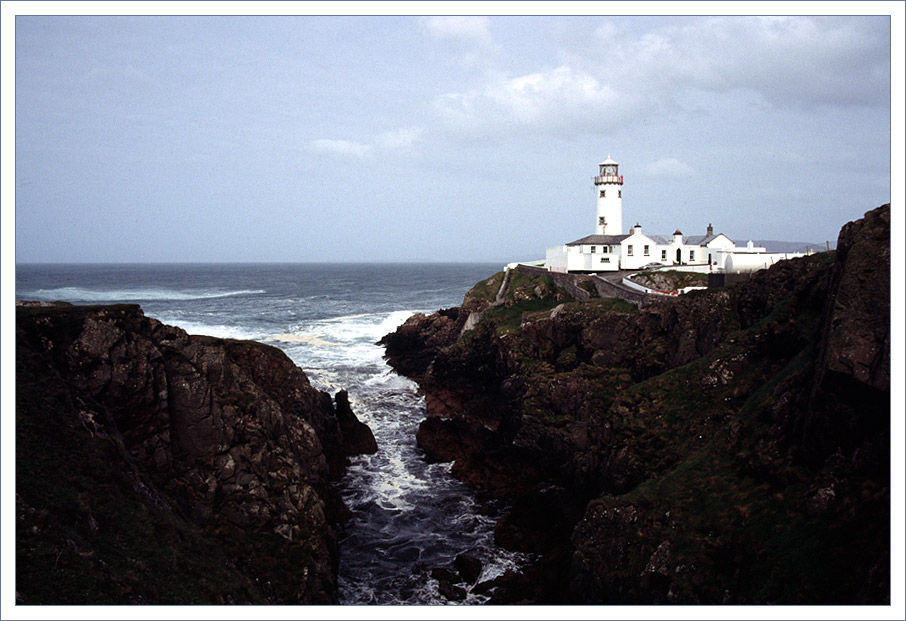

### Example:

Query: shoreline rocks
xmin=15 ymin=302 xmax=376 ymax=604
xmin=381 ymin=205 xmax=891 ymax=605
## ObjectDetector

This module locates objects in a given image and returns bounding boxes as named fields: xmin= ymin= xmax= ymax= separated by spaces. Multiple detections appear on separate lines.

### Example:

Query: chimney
xmin=707 ymin=223 xmax=714 ymax=236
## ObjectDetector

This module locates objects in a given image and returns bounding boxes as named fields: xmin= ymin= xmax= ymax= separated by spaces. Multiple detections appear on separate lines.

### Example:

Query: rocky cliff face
xmin=381 ymin=204 xmax=890 ymax=604
xmin=16 ymin=303 xmax=375 ymax=604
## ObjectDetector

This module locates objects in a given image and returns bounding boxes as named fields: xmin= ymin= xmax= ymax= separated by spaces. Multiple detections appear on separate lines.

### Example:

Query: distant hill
xmin=752 ymin=240 xmax=835 ymax=253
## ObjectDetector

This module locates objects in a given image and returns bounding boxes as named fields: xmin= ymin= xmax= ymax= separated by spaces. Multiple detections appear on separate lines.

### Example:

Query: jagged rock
xmin=821 ymin=204 xmax=890 ymax=391
xmin=416 ymin=417 xmax=491 ymax=465
xmin=378 ymin=308 xmax=468 ymax=380
xmin=454 ymin=553 xmax=483 ymax=584
xmin=381 ymin=205 xmax=890 ymax=605
xmin=335 ymin=389 xmax=377 ymax=455
xmin=437 ymin=580 xmax=467 ymax=601
xmin=431 ymin=567 xmax=461 ymax=584
xmin=15 ymin=303 xmax=374 ymax=604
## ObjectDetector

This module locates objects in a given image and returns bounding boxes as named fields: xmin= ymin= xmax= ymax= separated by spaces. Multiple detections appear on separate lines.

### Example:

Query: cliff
xmin=15 ymin=303 xmax=375 ymax=604
xmin=381 ymin=204 xmax=890 ymax=604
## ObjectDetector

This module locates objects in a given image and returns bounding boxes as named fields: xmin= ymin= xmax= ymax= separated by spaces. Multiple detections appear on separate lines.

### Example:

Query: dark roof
xmin=643 ymin=233 xmax=734 ymax=246
xmin=567 ymin=231 xmax=735 ymax=247
xmin=566 ymin=234 xmax=630 ymax=246
xmin=691 ymin=233 xmax=734 ymax=245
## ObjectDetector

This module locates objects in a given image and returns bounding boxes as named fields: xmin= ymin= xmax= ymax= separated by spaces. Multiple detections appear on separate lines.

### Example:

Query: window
xmin=600 ymin=190 xmax=606 ymax=198
xmin=689 ymin=250 xmax=695 ymax=261
xmin=601 ymin=257 xmax=610 ymax=263
xmin=618 ymin=190 xmax=622 ymax=198
xmin=644 ymin=245 xmax=650 ymax=256
xmin=591 ymin=246 xmax=596 ymax=253
xmin=598 ymin=216 xmax=606 ymax=226
xmin=627 ymin=245 xmax=634 ymax=256
xmin=602 ymin=246 xmax=609 ymax=254
xmin=661 ymin=249 xmax=667 ymax=260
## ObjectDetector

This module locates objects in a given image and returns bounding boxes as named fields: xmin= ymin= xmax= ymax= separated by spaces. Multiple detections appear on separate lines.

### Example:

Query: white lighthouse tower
xmin=594 ymin=156 xmax=623 ymax=235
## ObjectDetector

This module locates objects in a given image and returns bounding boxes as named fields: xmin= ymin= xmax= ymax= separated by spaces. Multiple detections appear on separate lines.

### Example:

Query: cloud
xmin=420 ymin=16 xmax=492 ymax=45
xmin=308 ymin=138 xmax=373 ymax=159
xmin=435 ymin=66 xmax=628 ymax=136
xmin=309 ymin=127 xmax=422 ymax=159
xmin=375 ymin=127 xmax=422 ymax=150
xmin=641 ymin=157 xmax=696 ymax=178
xmin=433 ymin=16 xmax=889 ymax=141
xmin=588 ymin=16 xmax=890 ymax=108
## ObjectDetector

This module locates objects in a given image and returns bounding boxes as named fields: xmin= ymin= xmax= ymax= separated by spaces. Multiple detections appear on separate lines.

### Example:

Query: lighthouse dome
xmin=600 ymin=156 xmax=618 ymax=166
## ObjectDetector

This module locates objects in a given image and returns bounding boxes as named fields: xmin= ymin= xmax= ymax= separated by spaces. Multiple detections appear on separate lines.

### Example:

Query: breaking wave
xmin=22 ymin=286 xmax=265 ymax=303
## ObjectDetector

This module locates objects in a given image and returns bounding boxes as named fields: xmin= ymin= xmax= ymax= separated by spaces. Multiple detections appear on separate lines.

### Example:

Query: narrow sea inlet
xmin=15 ymin=262 xmax=524 ymax=604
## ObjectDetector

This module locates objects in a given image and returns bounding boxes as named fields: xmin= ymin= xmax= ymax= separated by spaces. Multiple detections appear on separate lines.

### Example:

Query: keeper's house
xmin=545 ymin=157 xmax=802 ymax=274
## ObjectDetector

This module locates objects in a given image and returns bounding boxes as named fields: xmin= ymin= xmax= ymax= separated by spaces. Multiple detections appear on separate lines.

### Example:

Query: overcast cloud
xmin=10 ymin=12 xmax=894 ymax=263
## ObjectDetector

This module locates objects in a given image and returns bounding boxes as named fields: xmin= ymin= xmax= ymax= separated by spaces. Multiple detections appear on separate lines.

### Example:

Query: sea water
xmin=15 ymin=263 xmax=531 ymax=604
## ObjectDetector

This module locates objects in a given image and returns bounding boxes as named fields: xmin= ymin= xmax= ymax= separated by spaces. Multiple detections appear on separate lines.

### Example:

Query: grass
xmin=463 ymin=271 xmax=505 ymax=304
xmin=484 ymin=298 xmax=564 ymax=333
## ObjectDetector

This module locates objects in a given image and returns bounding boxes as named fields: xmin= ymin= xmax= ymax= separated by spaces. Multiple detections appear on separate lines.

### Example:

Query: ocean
xmin=15 ymin=262 xmax=531 ymax=604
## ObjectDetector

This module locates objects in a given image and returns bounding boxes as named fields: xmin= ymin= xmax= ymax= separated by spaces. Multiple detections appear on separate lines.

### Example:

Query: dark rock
xmin=471 ymin=577 xmax=501 ymax=596
xmin=494 ymin=485 xmax=584 ymax=554
xmin=334 ymin=389 xmax=378 ymax=455
xmin=416 ymin=416 xmax=491 ymax=464
xmin=430 ymin=567 xmax=460 ymax=584
xmin=454 ymin=553 xmax=482 ymax=584
xmin=437 ymin=580 xmax=467 ymax=601
xmin=379 ymin=308 xmax=468 ymax=380
xmin=821 ymin=205 xmax=890 ymax=391
xmin=15 ymin=303 xmax=351 ymax=604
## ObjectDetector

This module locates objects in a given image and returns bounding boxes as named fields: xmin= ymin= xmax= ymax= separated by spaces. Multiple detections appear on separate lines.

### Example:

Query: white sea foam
xmin=155 ymin=318 xmax=263 ymax=342
xmin=271 ymin=333 xmax=342 ymax=346
xmin=363 ymin=370 xmax=417 ymax=392
xmin=23 ymin=286 xmax=265 ymax=303
xmin=271 ymin=310 xmax=422 ymax=377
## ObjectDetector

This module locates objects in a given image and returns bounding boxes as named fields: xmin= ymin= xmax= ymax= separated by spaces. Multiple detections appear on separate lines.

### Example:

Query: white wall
xmin=548 ymin=244 xmax=621 ymax=272
xmin=545 ymin=245 xmax=569 ymax=273
xmin=595 ymin=183 xmax=623 ymax=235
xmin=704 ymin=236 xmax=736 ymax=268
xmin=725 ymin=252 xmax=803 ymax=273
xmin=620 ymin=233 xmax=660 ymax=270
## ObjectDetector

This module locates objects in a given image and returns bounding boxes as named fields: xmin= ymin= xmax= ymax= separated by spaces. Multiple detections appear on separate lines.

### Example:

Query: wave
xmin=155 ymin=319 xmax=264 ymax=342
xmin=271 ymin=333 xmax=342 ymax=346
xmin=22 ymin=286 xmax=265 ymax=303
xmin=273 ymin=310 xmax=419 ymax=350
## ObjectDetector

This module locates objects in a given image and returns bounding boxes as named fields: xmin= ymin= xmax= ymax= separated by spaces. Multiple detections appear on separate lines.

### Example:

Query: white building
xmin=545 ymin=158 xmax=805 ymax=274
xmin=595 ymin=157 xmax=623 ymax=235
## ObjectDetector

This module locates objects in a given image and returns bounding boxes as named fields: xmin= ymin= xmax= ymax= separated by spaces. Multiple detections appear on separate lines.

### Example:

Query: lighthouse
xmin=594 ymin=156 xmax=623 ymax=235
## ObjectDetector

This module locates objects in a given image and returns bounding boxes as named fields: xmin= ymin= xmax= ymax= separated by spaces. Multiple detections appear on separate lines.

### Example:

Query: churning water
xmin=16 ymin=263 xmax=530 ymax=604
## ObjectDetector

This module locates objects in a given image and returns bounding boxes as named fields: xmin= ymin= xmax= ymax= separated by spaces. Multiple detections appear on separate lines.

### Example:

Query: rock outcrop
xmin=16 ymin=303 xmax=375 ymax=604
xmin=381 ymin=205 xmax=891 ymax=605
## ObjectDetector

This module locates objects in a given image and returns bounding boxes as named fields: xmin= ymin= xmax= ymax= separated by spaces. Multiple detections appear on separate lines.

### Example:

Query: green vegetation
xmin=463 ymin=271 xmax=505 ymax=304
xmin=484 ymin=298 xmax=564 ymax=333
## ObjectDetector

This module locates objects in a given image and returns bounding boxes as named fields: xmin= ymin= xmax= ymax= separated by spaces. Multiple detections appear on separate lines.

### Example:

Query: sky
xmin=7 ymin=6 xmax=899 ymax=263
